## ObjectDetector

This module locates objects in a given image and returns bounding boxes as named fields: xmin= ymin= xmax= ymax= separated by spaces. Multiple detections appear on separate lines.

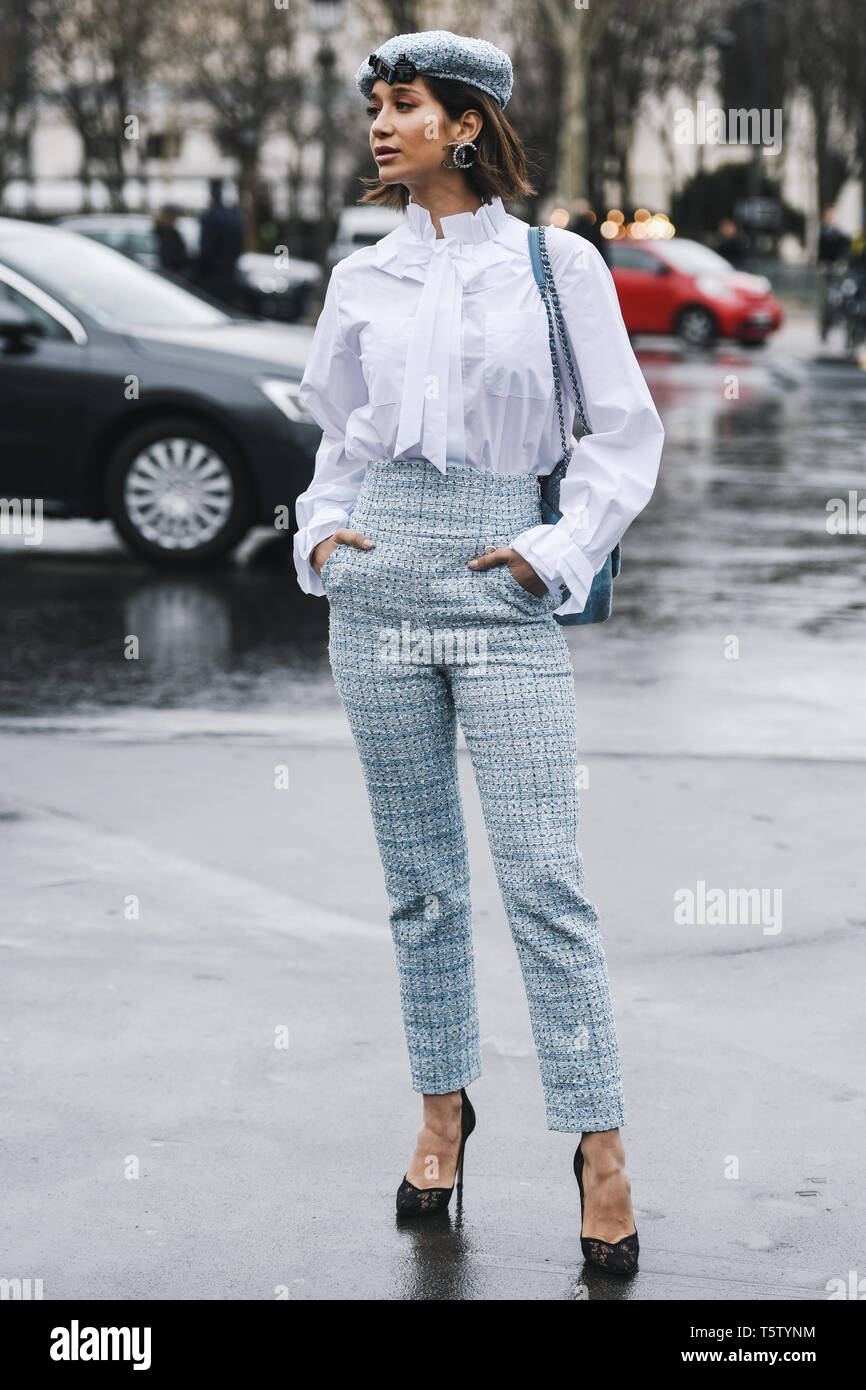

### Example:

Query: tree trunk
xmin=811 ymin=84 xmax=830 ymax=217
xmin=80 ymin=157 xmax=92 ymax=213
xmin=558 ymin=22 xmax=589 ymax=202
xmin=239 ymin=147 xmax=258 ymax=251
xmin=107 ymin=160 xmax=126 ymax=212
xmin=286 ymin=165 xmax=302 ymax=255
xmin=617 ymin=143 xmax=630 ymax=211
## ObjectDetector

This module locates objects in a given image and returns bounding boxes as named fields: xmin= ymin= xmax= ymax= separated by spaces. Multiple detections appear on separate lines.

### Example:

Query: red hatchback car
xmin=605 ymin=237 xmax=783 ymax=347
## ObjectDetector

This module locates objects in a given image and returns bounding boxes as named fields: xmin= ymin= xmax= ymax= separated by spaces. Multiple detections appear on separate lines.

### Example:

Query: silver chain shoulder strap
xmin=535 ymin=224 xmax=591 ymax=458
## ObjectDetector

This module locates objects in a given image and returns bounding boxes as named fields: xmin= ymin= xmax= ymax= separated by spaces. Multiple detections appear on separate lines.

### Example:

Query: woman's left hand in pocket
xmin=467 ymin=545 xmax=548 ymax=596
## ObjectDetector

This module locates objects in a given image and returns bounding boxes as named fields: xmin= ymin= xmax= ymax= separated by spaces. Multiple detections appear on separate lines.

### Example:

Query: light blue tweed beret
xmin=355 ymin=30 xmax=514 ymax=109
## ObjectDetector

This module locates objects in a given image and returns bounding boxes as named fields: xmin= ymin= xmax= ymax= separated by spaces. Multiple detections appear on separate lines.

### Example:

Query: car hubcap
xmin=124 ymin=437 xmax=234 ymax=549
xmin=682 ymin=310 xmax=713 ymax=345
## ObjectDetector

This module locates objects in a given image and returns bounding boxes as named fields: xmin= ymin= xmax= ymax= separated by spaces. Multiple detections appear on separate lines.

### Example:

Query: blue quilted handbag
xmin=528 ymin=224 xmax=621 ymax=624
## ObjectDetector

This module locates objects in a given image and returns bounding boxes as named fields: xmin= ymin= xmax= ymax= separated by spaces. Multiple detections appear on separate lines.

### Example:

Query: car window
xmin=78 ymin=229 xmax=115 ymax=248
xmin=0 ymin=277 xmax=74 ymax=341
xmin=657 ymin=240 xmax=734 ymax=275
xmin=66 ymin=224 xmax=158 ymax=261
xmin=5 ymin=232 xmax=229 ymax=328
xmin=125 ymin=231 xmax=158 ymax=255
xmin=78 ymin=227 xmax=151 ymax=256
xmin=608 ymin=245 xmax=661 ymax=272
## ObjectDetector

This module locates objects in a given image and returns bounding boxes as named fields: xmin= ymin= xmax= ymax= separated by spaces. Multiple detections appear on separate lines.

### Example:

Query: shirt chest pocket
xmin=358 ymin=315 xmax=414 ymax=406
xmin=483 ymin=310 xmax=554 ymax=401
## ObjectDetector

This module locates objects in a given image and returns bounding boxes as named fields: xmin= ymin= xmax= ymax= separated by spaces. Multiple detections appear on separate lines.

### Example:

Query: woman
xmin=293 ymin=30 xmax=664 ymax=1273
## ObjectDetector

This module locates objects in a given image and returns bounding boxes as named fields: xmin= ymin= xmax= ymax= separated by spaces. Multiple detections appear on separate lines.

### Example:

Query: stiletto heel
xmin=574 ymin=1138 xmax=639 ymax=1274
xmin=396 ymin=1087 xmax=475 ymax=1216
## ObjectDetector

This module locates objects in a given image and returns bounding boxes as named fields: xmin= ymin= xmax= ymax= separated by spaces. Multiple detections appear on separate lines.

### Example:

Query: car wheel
xmin=105 ymin=417 xmax=253 ymax=565
xmin=676 ymin=305 xmax=718 ymax=348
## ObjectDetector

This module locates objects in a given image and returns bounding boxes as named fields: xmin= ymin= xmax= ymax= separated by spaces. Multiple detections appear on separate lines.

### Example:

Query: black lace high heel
xmin=574 ymin=1138 xmax=639 ymax=1274
xmin=395 ymin=1087 xmax=475 ymax=1216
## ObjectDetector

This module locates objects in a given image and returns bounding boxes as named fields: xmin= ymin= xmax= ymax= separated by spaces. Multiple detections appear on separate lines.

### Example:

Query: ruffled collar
xmin=373 ymin=192 xmax=529 ymax=289
xmin=368 ymin=194 xmax=531 ymax=473
xmin=405 ymin=194 xmax=510 ymax=245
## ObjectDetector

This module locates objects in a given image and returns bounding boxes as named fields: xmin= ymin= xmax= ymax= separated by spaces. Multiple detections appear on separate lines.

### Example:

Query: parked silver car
xmin=327 ymin=205 xmax=406 ymax=269
xmin=56 ymin=213 xmax=321 ymax=322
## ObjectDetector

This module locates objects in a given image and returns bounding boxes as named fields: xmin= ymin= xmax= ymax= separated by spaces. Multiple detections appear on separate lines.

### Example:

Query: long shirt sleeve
xmin=292 ymin=265 xmax=370 ymax=596
xmin=507 ymin=232 xmax=665 ymax=615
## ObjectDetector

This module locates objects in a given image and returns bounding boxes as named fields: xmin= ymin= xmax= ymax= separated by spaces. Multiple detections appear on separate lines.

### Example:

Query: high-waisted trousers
xmin=321 ymin=457 xmax=626 ymax=1132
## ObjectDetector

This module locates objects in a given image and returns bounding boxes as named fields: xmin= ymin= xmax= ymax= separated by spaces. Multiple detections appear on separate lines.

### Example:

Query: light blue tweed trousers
xmin=321 ymin=457 xmax=626 ymax=1132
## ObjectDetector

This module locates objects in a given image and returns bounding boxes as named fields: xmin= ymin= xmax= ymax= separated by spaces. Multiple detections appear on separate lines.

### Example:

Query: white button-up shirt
xmin=293 ymin=194 xmax=664 ymax=615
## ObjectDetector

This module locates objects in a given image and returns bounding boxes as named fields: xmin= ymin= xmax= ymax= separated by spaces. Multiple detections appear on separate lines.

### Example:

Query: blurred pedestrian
xmin=196 ymin=178 xmax=244 ymax=307
xmin=152 ymin=205 xmax=189 ymax=274
xmin=816 ymin=205 xmax=852 ymax=341
xmin=714 ymin=217 xmax=748 ymax=269
xmin=567 ymin=197 xmax=608 ymax=265
xmin=817 ymin=205 xmax=850 ymax=268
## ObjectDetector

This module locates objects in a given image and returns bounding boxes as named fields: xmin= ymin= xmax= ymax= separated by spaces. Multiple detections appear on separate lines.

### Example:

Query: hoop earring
xmin=441 ymin=140 xmax=477 ymax=170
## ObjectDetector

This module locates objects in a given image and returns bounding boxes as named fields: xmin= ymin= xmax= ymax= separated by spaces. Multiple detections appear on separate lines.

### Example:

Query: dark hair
xmin=358 ymin=74 xmax=536 ymax=209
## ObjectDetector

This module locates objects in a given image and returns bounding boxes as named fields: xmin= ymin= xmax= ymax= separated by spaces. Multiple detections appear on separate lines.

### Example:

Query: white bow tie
xmin=374 ymin=233 xmax=523 ymax=473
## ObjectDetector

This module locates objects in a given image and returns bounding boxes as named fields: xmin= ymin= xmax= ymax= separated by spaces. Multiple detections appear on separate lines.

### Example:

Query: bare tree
xmin=528 ymin=0 xmax=716 ymax=209
xmin=34 ymin=0 xmax=173 ymax=210
xmin=530 ymin=0 xmax=594 ymax=204
xmin=837 ymin=0 xmax=866 ymax=215
xmin=166 ymin=0 xmax=301 ymax=250
xmin=0 ymin=0 xmax=35 ymax=209
xmin=794 ymin=0 xmax=864 ymax=217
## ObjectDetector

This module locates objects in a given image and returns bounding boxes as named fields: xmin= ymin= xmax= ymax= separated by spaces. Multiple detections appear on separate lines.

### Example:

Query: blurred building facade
xmin=2 ymin=5 xmax=862 ymax=262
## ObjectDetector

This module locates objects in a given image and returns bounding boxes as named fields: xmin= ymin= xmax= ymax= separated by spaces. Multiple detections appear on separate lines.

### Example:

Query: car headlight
xmin=258 ymin=378 xmax=315 ymax=424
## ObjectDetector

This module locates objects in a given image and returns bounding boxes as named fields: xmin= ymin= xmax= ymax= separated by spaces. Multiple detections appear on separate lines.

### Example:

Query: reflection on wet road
xmin=2 ymin=330 xmax=864 ymax=759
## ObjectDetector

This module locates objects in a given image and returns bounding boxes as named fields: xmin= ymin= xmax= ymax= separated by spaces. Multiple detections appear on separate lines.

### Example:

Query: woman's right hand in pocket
xmin=311 ymin=528 xmax=375 ymax=576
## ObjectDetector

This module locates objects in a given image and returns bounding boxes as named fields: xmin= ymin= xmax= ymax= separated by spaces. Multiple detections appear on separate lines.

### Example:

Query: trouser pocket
xmin=496 ymin=563 xmax=559 ymax=611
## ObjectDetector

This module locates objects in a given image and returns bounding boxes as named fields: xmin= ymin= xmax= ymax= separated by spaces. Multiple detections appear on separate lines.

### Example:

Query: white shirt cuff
xmin=293 ymin=513 xmax=348 ymax=596
xmin=509 ymin=523 xmax=599 ymax=614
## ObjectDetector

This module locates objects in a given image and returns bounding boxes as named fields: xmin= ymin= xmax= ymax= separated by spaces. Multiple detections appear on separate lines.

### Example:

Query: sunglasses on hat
xmin=368 ymin=52 xmax=418 ymax=85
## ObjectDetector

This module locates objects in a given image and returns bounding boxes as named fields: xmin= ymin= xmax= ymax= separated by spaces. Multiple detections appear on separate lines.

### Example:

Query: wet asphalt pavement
xmin=1 ymin=312 xmax=864 ymax=1301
